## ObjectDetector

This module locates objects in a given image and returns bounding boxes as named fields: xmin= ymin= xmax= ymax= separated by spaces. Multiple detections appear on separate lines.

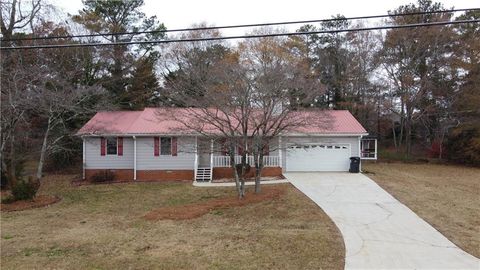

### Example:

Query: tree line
xmin=1 ymin=0 xmax=479 ymax=192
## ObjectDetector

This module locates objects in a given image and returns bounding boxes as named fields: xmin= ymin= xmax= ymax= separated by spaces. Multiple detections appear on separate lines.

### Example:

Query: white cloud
xmin=52 ymin=0 xmax=477 ymax=37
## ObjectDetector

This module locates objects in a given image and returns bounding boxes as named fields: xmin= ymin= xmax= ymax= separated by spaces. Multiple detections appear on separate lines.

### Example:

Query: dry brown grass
xmin=1 ymin=173 xmax=344 ymax=269
xmin=364 ymin=162 xmax=480 ymax=258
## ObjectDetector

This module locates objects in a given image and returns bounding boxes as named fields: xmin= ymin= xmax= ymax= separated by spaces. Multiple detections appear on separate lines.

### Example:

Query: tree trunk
xmin=238 ymin=138 xmax=248 ymax=198
xmin=405 ymin=107 xmax=413 ymax=158
xmin=36 ymin=118 xmax=51 ymax=180
xmin=392 ymin=119 xmax=398 ymax=150
xmin=438 ymin=128 xmax=446 ymax=160
xmin=405 ymin=123 xmax=412 ymax=157
xmin=254 ymin=154 xmax=264 ymax=194
xmin=240 ymin=152 xmax=246 ymax=198
xmin=8 ymin=134 xmax=16 ymax=189
xmin=240 ymin=178 xmax=245 ymax=197
xmin=229 ymin=143 xmax=242 ymax=198
xmin=398 ymin=102 xmax=405 ymax=150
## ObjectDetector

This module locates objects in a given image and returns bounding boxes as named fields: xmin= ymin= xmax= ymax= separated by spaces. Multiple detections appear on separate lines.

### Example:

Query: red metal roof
xmin=76 ymin=107 xmax=367 ymax=136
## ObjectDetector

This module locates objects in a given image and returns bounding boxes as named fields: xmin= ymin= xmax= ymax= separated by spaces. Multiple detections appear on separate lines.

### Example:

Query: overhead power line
xmin=1 ymin=19 xmax=479 ymax=50
xmin=1 ymin=8 xmax=478 ymax=42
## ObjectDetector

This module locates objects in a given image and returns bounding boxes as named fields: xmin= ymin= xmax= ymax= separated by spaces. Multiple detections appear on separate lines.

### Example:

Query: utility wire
xmin=1 ymin=8 xmax=478 ymax=42
xmin=1 ymin=19 xmax=479 ymax=50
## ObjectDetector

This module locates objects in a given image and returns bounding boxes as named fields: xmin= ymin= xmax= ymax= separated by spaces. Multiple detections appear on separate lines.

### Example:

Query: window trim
xmin=106 ymin=137 xmax=118 ymax=155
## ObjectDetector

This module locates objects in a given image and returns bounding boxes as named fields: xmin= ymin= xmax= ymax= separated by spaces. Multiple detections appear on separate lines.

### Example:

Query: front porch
xmin=193 ymin=138 xmax=282 ymax=182
xmin=195 ymin=155 xmax=282 ymax=182
xmin=212 ymin=155 xmax=280 ymax=168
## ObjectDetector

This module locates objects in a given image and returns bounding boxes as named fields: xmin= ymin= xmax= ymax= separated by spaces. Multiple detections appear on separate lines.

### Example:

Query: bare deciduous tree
xmin=239 ymin=33 xmax=326 ymax=193
xmin=161 ymin=29 xmax=327 ymax=197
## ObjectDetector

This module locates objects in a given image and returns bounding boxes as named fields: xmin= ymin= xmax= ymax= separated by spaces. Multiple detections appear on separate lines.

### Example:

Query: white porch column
xmin=194 ymin=136 xmax=198 ymax=180
xmin=210 ymin=139 xmax=214 ymax=166
xmin=133 ymin=136 xmax=137 ymax=180
xmin=82 ymin=137 xmax=86 ymax=180
xmin=278 ymin=136 xmax=282 ymax=168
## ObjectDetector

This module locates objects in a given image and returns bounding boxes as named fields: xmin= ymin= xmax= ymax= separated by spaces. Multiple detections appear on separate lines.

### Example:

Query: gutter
xmin=77 ymin=132 xmax=370 ymax=137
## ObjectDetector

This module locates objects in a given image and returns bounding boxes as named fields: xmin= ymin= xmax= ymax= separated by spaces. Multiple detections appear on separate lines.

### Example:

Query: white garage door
xmin=286 ymin=144 xmax=351 ymax=171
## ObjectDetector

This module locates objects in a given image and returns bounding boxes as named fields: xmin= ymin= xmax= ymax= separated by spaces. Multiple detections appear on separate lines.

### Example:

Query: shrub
xmin=1 ymin=159 xmax=27 ymax=190
xmin=446 ymin=124 xmax=480 ymax=166
xmin=91 ymin=170 xmax=116 ymax=183
xmin=1 ymin=169 xmax=8 ymax=189
xmin=11 ymin=178 xmax=38 ymax=201
xmin=1 ymin=195 xmax=16 ymax=204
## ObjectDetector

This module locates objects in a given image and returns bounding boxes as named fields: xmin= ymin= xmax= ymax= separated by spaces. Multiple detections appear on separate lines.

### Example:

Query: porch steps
xmin=196 ymin=167 xmax=212 ymax=182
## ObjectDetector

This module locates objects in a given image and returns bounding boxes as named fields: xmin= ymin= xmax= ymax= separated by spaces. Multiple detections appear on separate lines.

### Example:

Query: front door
xmin=198 ymin=139 xmax=211 ymax=167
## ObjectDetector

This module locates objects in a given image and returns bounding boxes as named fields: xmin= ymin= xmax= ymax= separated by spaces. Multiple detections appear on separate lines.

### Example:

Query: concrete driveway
xmin=286 ymin=172 xmax=479 ymax=270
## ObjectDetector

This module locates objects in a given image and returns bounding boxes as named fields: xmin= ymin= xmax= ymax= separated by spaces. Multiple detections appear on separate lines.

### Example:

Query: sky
xmin=51 ymin=0 xmax=478 ymax=36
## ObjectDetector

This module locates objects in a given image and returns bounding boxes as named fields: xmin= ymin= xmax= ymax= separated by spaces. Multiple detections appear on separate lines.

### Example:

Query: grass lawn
xmin=363 ymin=162 xmax=480 ymax=258
xmin=1 ymin=174 xmax=344 ymax=269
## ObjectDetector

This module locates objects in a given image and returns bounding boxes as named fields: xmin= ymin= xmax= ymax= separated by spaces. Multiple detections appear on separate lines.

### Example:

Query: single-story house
xmin=76 ymin=108 xmax=376 ymax=182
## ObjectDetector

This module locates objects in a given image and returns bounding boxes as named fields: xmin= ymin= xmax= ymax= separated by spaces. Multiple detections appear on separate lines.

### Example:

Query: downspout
xmin=210 ymin=139 xmax=214 ymax=181
xmin=359 ymin=135 xmax=363 ymax=172
xmin=194 ymin=136 xmax=198 ymax=181
xmin=278 ymin=136 xmax=282 ymax=171
xmin=133 ymin=136 xmax=137 ymax=181
xmin=82 ymin=137 xmax=86 ymax=180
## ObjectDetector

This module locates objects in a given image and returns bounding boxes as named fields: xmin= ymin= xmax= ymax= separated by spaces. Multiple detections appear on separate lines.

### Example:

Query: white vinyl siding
xmin=281 ymin=136 xmax=360 ymax=172
xmin=84 ymin=135 xmax=358 ymax=172
xmin=85 ymin=137 xmax=134 ymax=169
xmin=268 ymin=138 xmax=280 ymax=156
xmin=136 ymin=136 xmax=196 ymax=170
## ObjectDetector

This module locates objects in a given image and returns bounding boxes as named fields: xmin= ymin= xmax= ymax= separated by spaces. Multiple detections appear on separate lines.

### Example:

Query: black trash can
xmin=349 ymin=157 xmax=360 ymax=173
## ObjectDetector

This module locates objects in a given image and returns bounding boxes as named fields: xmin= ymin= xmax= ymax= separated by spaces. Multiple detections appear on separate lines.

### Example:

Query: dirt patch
xmin=212 ymin=175 xmax=285 ymax=183
xmin=1 ymin=195 xmax=60 ymax=212
xmin=144 ymin=186 xmax=286 ymax=221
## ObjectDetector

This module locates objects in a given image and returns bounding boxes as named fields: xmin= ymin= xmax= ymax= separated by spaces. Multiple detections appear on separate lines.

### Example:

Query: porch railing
xmin=212 ymin=155 xmax=280 ymax=167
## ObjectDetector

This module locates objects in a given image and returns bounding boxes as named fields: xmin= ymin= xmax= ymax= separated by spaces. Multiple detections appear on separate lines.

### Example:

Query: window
xmin=160 ymin=137 xmax=172 ymax=155
xmin=106 ymin=137 xmax=117 ymax=155
xmin=361 ymin=138 xmax=377 ymax=159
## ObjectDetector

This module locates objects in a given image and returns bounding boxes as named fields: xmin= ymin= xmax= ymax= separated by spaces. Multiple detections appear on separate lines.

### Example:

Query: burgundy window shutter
xmin=100 ymin=137 xmax=106 ymax=156
xmin=117 ymin=137 xmax=123 ymax=156
xmin=154 ymin=137 xmax=159 ymax=156
xmin=172 ymin=137 xmax=177 ymax=156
